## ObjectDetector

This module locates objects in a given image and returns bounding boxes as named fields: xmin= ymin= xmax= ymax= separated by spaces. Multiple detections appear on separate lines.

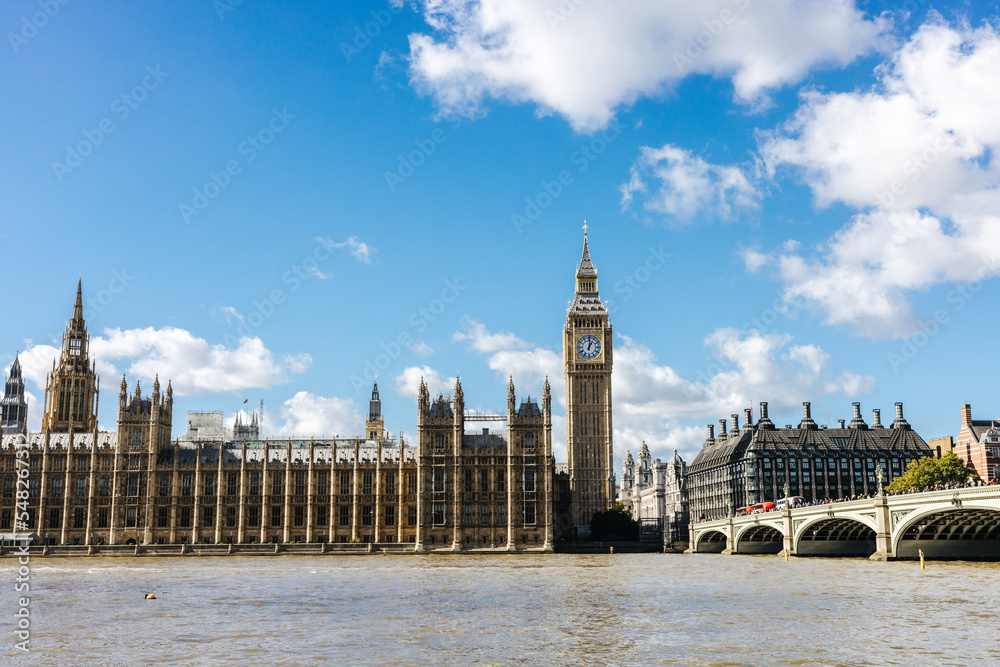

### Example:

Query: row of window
xmin=432 ymin=502 xmax=536 ymax=525
xmin=8 ymin=500 xmax=543 ymax=532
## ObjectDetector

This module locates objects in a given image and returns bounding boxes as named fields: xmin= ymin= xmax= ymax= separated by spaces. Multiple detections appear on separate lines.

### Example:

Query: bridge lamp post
xmin=874 ymin=462 xmax=884 ymax=497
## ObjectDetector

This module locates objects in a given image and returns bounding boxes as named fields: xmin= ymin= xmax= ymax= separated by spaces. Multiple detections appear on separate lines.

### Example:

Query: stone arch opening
xmin=735 ymin=525 xmax=783 ymax=554
xmin=695 ymin=530 xmax=727 ymax=553
xmin=124 ymin=538 xmax=137 ymax=546
xmin=895 ymin=508 xmax=1000 ymax=560
xmin=795 ymin=517 xmax=875 ymax=557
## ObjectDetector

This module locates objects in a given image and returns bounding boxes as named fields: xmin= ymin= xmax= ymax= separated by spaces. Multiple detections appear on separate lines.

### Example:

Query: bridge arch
xmin=694 ymin=529 xmax=727 ymax=553
xmin=734 ymin=523 xmax=783 ymax=554
xmin=793 ymin=515 xmax=877 ymax=557
xmin=892 ymin=505 xmax=1000 ymax=560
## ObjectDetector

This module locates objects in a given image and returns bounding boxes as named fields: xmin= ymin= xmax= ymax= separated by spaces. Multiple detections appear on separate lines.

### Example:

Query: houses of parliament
xmin=0 ymin=231 xmax=616 ymax=549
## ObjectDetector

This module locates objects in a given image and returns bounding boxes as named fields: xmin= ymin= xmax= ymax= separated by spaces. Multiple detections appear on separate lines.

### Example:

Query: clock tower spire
xmin=564 ymin=222 xmax=614 ymax=535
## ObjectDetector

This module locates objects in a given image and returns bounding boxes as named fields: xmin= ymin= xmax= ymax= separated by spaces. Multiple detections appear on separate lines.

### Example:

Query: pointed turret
xmin=507 ymin=376 xmax=516 ymax=413
xmin=418 ymin=376 xmax=430 ymax=417
xmin=453 ymin=376 xmax=464 ymax=414
xmin=568 ymin=222 xmax=606 ymax=315
xmin=72 ymin=276 xmax=84 ymax=323
xmin=366 ymin=380 xmax=385 ymax=440
xmin=41 ymin=279 xmax=99 ymax=433
xmin=1 ymin=353 xmax=29 ymax=435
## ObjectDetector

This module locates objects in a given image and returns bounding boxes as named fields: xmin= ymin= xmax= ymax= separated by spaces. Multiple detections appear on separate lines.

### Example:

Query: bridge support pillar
xmin=869 ymin=496 xmax=893 ymax=561
xmin=781 ymin=509 xmax=794 ymax=557
xmin=721 ymin=516 xmax=735 ymax=555
xmin=683 ymin=523 xmax=695 ymax=554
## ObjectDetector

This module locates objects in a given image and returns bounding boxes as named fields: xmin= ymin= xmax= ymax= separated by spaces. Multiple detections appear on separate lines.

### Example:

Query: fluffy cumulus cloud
xmin=15 ymin=328 xmax=311 ymax=397
xmin=444 ymin=320 xmax=871 ymax=466
xmin=621 ymin=144 xmax=760 ymax=222
xmin=394 ymin=365 xmax=457 ymax=400
xmin=270 ymin=391 xmax=362 ymax=438
xmin=406 ymin=0 xmax=886 ymax=131
xmin=452 ymin=318 xmax=560 ymax=392
xmin=754 ymin=19 xmax=1000 ymax=337
xmin=612 ymin=331 xmax=872 ymax=462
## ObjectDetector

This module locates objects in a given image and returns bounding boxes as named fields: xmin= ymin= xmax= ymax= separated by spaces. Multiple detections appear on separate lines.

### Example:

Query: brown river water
xmin=2 ymin=553 xmax=998 ymax=666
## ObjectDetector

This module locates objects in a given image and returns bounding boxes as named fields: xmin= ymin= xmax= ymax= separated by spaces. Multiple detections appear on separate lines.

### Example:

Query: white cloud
xmin=394 ymin=365 xmax=457 ymax=400
xmin=621 ymin=144 xmax=760 ymax=222
xmin=449 ymin=321 xmax=871 ymax=468
xmin=318 ymin=235 xmax=376 ymax=264
xmin=406 ymin=0 xmax=886 ymax=131
xmin=16 ymin=328 xmax=311 ymax=397
xmin=452 ymin=317 xmax=530 ymax=354
xmin=271 ymin=391 xmax=362 ymax=438
xmin=756 ymin=20 xmax=1000 ymax=337
xmin=408 ymin=340 xmax=435 ymax=357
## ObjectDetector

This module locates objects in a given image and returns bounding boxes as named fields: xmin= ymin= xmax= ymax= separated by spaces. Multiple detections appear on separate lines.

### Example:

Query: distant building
xmin=618 ymin=442 xmax=687 ymax=544
xmin=687 ymin=401 xmax=933 ymax=522
xmin=233 ymin=412 xmax=259 ymax=442
xmin=1 ymin=354 xmax=28 ymax=436
xmin=955 ymin=404 xmax=1000 ymax=483
xmin=928 ymin=435 xmax=955 ymax=458
xmin=177 ymin=412 xmax=232 ymax=443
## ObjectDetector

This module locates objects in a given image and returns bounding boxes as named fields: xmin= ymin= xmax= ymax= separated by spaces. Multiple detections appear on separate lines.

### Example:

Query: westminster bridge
xmin=688 ymin=486 xmax=1000 ymax=559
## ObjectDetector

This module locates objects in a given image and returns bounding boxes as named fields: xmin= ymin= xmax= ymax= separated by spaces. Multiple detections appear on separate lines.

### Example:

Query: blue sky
xmin=3 ymin=0 xmax=999 ymax=467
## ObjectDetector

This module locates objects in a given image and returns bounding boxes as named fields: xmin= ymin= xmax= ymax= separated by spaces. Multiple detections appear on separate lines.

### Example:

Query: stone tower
xmin=116 ymin=374 xmax=173 ymax=453
xmin=1 ymin=353 xmax=29 ymax=435
xmin=563 ymin=223 xmax=614 ymax=534
xmin=41 ymin=279 xmax=99 ymax=433
xmin=366 ymin=380 xmax=385 ymax=440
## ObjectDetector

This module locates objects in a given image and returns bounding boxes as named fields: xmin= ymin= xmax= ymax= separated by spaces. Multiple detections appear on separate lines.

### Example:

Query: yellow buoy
xmin=919 ymin=549 xmax=925 ymax=570
xmin=784 ymin=550 xmax=789 ymax=562
xmin=610 ymin=546 xmax=614 ymax=554
xmin=145 ymin=593 xmax=156 ymax=600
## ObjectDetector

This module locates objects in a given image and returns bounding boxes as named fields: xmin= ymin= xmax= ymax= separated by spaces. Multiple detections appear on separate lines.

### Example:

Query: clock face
xmin=576 ymin=335 xmax=602 ymax=360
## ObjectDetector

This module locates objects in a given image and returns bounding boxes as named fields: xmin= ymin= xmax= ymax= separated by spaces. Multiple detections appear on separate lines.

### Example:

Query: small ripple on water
xmin=6 ymin=554 xmax=1000 ymax=666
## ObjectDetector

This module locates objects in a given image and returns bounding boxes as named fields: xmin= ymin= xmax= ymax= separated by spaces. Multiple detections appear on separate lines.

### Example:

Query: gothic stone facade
xmin=564 ymin=227 xmax=614 ymax=533
xmin=1 ymin=378 xmax=561 ymax=549
xmin=414 ymin=376 xmax=555 ymax=551
xmin=618 ymin=442 xmax=688 ymax=544
xmin=2 ymin=229 xmax=610 ymax=546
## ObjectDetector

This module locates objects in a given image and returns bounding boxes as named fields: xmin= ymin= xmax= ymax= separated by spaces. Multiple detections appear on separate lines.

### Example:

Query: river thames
xmin=3 ymin=553 xmax=998 ymax=666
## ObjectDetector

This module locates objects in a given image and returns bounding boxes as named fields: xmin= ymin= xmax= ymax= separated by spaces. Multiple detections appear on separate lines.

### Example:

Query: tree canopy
xmin=589 ymin=502 xmax=640 ymax=541
xmin=887 ymin=452 xmax=981 ymax=492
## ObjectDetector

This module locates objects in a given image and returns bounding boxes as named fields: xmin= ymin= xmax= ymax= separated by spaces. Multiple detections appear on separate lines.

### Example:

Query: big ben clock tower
xmin=564 ymin=222 xmax=614 ymax=534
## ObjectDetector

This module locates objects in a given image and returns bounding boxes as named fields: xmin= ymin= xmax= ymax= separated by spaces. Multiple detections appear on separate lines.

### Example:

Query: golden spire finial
xmin=583 ymin=220 xmax=588 ymax=237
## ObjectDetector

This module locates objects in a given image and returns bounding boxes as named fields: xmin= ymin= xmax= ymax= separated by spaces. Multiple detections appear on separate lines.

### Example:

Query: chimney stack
xmin=719 ymin=419 xmax=727 ymax=437
xmin=744 ymin=408 xmax=753 ymax=429
xmin=892 ymin=402 xmax=910 ymax=430
xmin=873 ymin=409 xmax=882 ymax=428
xmin=707 ymin=424 xmax=715 ymax=440
xmin=757 ymin=401 xmax=774 ymax=430
xmin=849 ymin=401 xmax=868 ymax=429
xmin=837 ymin=419 xmax=845 ymax=429
xmin=798 ymin=401 xmax=818 ymax=430
xmin=961 ymin=404 xmax=973 ymax=427
xmin=731 ymin=414 xmax=740 ymax=432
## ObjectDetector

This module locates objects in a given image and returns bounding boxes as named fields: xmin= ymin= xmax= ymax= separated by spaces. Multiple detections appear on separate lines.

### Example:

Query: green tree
xmin=887 ymin=452 xmax=981 ymax=492
xmin=589 ymin=502 xmax=640 ymax=541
